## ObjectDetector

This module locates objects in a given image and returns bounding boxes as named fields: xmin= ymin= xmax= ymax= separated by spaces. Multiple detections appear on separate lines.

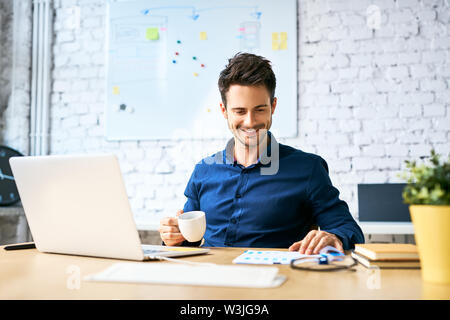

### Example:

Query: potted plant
xmin=400 ymin=149 xmax=450 ymax=285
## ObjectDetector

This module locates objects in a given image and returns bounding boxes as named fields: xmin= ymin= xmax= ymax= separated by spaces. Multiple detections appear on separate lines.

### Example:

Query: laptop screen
xmin=357 ymin=183 xmax=411 ymax=222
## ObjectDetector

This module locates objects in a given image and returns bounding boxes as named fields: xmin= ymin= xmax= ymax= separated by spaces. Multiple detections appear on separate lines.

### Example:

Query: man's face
xmin=221 ymin=84 xmax=277 ymax=148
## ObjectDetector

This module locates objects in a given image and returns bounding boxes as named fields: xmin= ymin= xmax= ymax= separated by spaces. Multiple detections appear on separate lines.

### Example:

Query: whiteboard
xmin=105 ymin=0 xmax=297 ymax=140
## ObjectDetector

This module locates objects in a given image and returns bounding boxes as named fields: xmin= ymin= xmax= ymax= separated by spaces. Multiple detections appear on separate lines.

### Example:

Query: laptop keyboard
xmin=143 ymin=249 xmax=164 ymax=255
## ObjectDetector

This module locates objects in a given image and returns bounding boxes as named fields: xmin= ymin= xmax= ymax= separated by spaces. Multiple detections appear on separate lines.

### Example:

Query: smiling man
xmin=159 ymin=53 xmax=364 ymax=254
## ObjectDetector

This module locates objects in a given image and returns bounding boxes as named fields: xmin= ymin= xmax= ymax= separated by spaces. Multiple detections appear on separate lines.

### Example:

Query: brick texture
xmin=2 ymin=0 xmax=449 ymax=232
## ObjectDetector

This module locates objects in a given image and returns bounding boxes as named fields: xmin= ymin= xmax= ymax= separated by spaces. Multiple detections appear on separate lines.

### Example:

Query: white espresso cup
xmin=178 ymin=211 xmax=206 ymax=242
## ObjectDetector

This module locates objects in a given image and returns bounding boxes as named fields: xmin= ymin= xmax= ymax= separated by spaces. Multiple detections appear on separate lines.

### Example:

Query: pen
xmin=3 ymin=243 xmax=36 ymax=250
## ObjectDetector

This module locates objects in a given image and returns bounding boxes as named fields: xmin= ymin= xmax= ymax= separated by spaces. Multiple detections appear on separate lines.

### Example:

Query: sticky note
xmin=193 ymin=72 xmax=199 ymax=77
xmin=112 ymin=86 xmax=120 ymax=95
xmin=272 ymin=32 xmax=287 ymax=50
xmin=272 ymin=41 xmax=279 ymax=51
xmin=146 ymin=27 xmax=159 ymax=40
xmin=272 ymin=32 xmax=280 ymax=50
xmin=200 ymin=31 xmax=207 ymax=40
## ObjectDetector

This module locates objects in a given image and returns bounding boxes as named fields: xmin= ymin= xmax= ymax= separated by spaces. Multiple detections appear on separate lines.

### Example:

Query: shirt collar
xmin=222 ymin=131 xmax=277 ymax=168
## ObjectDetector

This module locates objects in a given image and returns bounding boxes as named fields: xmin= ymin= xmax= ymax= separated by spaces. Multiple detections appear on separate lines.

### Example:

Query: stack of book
xmin=351 ymin=243 xmax=421 ymax=269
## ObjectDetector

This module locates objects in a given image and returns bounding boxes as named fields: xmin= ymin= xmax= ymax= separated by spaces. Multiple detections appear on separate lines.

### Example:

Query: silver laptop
xmin=9 ymin=154 xmax=209 ymax=261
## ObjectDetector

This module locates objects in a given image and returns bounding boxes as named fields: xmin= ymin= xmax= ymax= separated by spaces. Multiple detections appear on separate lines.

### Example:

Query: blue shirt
xmin=182 ymin=133 xmax=364 ymax=250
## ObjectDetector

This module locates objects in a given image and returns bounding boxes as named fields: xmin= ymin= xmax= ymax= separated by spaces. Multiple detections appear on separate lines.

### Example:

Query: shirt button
xmin=235 ymin=194 xmax=241 ymax=198
xmin=231 ymin=217 xmax=237 ymax=224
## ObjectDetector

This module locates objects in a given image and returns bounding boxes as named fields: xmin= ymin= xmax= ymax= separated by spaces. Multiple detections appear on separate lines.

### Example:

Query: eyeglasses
xmin=290 ymin=246 xmax=357 ymax=272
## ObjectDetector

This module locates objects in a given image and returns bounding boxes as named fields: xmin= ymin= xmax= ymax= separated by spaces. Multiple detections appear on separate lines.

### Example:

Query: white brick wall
xmin=296 ymin=0 xmax=450 ymax=217
xmin=0 ymin=0 xmax=32 ymax=155
xmin=37 ymin=0 xmax=450 ymax=230
xmin=0 ymin=0 xmax=14 ymax=144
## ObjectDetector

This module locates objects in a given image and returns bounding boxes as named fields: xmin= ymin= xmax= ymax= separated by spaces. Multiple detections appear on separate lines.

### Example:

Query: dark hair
xmin=218 ymin=52 xmax=276 ymax=108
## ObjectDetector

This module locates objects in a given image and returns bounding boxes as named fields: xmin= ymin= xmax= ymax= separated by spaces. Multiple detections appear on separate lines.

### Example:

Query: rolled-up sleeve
xmin=178 ymin=166 xmax=202 ymax=247
xmin=307 ymin=156 xmax=365 ymax=250
xmin=162 ymin=166 xmax=202 ymax=247
xmin=183 ymin=166 xmax=200 ymax=212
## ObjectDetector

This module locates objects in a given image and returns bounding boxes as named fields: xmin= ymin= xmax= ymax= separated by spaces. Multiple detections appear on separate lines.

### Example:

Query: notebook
xmin=354 ymin=243 xmax=419 ymax=261
xmin=351 ymin=251 xmax=420 ymax=269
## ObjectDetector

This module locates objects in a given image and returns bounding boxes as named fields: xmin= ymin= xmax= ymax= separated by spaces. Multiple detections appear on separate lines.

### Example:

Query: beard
xmin=229 ymin=120 xmax=271 ymax=149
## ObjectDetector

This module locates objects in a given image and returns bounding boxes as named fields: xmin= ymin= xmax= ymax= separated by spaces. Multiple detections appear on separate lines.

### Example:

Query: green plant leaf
xmin=400 ymin=149 xmax=449 ymax=205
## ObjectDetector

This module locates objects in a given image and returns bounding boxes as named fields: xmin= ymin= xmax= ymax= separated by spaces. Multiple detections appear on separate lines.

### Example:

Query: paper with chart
xmin=106 ymin=0 xmax=297 ymax=140
xmin=233 ymin=250 xmax=309 ymax=265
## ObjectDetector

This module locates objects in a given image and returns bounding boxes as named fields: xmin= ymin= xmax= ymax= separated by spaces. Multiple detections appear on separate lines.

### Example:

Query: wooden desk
xmin=1 ymin=245 xmax=449 ymax=299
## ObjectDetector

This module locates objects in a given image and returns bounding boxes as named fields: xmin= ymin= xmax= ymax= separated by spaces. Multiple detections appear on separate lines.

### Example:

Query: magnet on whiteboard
xmin=193 ymin=72 xmax=199 ymax=77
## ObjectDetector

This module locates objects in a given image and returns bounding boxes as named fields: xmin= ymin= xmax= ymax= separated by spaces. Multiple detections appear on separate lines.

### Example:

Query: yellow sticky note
xmin=279 ymin=40 xmax=287 ymax=50
xmin=146 ymin=27 xmax=159 ymax=40
xmin=193 ymin=72 xmax=199 ymax=77
xmin=272 ymin=39 xmax=280 ymax=50
xmin=200 ymin=31 xmax=207 ymax=40
xmin=272 ymin=32 xmax=279 ymax=41
xmin=112 ymin=86 xmax=120 ymax=95
xmin=280 ymin=32 xmax=287 ymax=41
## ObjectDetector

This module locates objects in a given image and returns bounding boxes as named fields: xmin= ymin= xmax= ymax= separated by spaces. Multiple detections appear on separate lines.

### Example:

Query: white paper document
xmin=84 ymin=262 xmax=286 ymax=288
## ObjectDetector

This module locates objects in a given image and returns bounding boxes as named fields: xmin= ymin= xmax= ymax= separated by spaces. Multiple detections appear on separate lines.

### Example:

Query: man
xmin=159 ymin=53 xmax=364 ymax=254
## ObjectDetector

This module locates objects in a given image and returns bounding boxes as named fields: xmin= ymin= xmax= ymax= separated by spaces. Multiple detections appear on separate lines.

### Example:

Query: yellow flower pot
xmin=409 ymin=205 xmax=450 ymax=285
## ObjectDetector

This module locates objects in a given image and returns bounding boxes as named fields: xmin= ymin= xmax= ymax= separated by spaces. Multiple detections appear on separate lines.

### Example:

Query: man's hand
xmin=159 ymin=209 xmax=186 ymax=246
xmin=288 ymin=230 xmax=344 ymax=255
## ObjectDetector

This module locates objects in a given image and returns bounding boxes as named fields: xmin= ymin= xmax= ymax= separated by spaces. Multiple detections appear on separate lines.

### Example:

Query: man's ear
xmin=271 ymin=97 xmax=277 ymax=115
xmin=220 ymin=102 xmax=228 ymax=119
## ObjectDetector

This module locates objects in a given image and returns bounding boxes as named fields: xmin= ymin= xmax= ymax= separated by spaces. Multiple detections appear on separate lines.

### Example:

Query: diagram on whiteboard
xmin=106 ymin=0 xmax=297 ymax=140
